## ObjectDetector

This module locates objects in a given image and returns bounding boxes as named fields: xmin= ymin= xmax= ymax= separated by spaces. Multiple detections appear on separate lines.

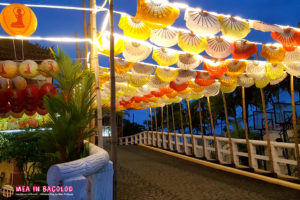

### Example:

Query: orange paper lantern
xmin=0 ymin=3 xmax=37 ymax=37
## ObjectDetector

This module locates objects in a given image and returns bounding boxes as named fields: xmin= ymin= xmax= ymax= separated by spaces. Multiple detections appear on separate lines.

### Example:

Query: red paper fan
xmin=143 ymin=94 xmax=153 ymax=99
xmin=232 ymin=41 xmax=258 ymax=59
xmin=151 ymin=90 xmax=165 ymax=97
xmin=203 ymin=61 xmax=228 ymax=78
xmin=132 ymin=96 xmax=147 ymax=103
xmin=195 ymin=71 xmax=216 ymax=86
xmin=271 ymin=27 xmax=300 ymax=51
xmin=169 ymin=80 xmax=189 ymax=91
xmin=160 ymin=88 xmax=173 ymax=94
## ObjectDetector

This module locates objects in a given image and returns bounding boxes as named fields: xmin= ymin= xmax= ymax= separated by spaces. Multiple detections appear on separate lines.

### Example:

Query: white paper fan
xmin=148 ymin=76 xmax=169 ymax=88
xmin=150 ymin=27 xmax=179 ymax=47
xmin=115 ymin=72 xmax=129 ymax=83
xmin=177 ymin=53 xmax=203 ymax=70
xmin=123 ymin=41 xmax=152 ymax=62
xmin=284 ymin=47 xmax=300 ymax=62
xmin=249 ymin=20 xmax=283 ymax=33
xmin=131 ymin=63 xmax=156 ymax=75
xmin=270 ymin=72 xmax=287 ymax=85
xmin=246 ymin=61 xmax=266 ymax=80
xmin=238 ymin=74 xmax=254 ymax=88
xmin=203 ymin=81 xmax=220 ymax=97
xmin=185 ymin=8 xmax=220 ymax=35
xmin=284 ymin=63 xmax=300 ymax=76
xmin=205 ymin=37 xmax=232 ymax=58
xmin=176 ymin=69 xmax=197 ymax=82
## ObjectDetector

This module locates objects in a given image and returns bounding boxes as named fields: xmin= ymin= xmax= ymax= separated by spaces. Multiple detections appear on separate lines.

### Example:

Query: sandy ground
xmin=115 ymin=145 xmax=300 ymax=200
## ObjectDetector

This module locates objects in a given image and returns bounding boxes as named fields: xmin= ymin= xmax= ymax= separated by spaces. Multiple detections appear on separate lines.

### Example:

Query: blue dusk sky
xmin=0 ymin=0 xmax=299 ymax=126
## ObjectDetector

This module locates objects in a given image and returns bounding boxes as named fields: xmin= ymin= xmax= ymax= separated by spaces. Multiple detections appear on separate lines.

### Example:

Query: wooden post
xmin=222 ymin=93 xmax=234 ymax=165
xmin=167 ymin=105 xmax=171 ymax=149
xmin=186 ymin=100 xmax=194 ymax=154
xmin=290 ymin=75 xmax=300 ymax=178
xmin=199 ymin=100 xmax=206 ymax=158
xmin=150 ymin=107 xmax=154 ymax=145
xmin=171 ymin=104 xmax=176 ymax=148
xmin=179 ymin=102 xmax=185 ymax=153
xmin=242 ymin=86 xmax=253 ymax=169
xmin=75 ymin=32 xmax=82 ymax=62
xmin=161 ymin=106 xmax=165 ymax=148
xmin=154 ymin=108 xmax=158 ymax=146
xmin=207 ymin=97 xmax=219 ymax=161
xmin=89 ymin=0 xmax=103 ymax=147
xmin=82 ymin=0 xmax=88 ymax=69
xmin=260 ymin=88 xmax=275 ymax=174
xmin=146 ymin=108 xmax=149 ymax=141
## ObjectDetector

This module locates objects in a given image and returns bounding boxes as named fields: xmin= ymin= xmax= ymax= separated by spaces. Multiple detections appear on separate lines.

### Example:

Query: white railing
xmin=119 ymin=131 xmax=300 ymax=179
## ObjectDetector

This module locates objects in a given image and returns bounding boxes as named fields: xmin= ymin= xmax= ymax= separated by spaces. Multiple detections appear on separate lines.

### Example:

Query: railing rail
xmin=119 ymin=132 xmax=300 ymax=179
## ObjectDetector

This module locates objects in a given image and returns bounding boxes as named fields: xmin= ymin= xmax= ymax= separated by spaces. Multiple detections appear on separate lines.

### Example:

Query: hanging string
xmin=21 ymin=40 xmax=24 ymax=60
xmin=12 ymin=40 xmax=17 ymax=60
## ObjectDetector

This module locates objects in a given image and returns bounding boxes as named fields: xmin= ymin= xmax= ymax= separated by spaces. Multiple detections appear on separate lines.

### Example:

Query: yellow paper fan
xmin=166 ymin=91 xmax=178 ymax=98
xmin=188 ymin=81 xmax=205 ymax=93
xmin=97 ymin=33 xmax=124 ymax=56
xmin=152 ymin=48 xmax=179 ymax=66
xmin=187 ymin=91 xmax=204 ymax=101
xmin=219 ymin=74 xmax=238 ymax=87
xmin=266 ymin=63 xmax=285 ymax=80
xmin=255 ymin=76 xmax=270 ymax=88
xmin=131 ymin=63 xmax=156 ymax=75
xmin=178 ymin=31 xmax=207 ymax=54
xmin=155 ymin=67 xmax=178 ymax=83
xmin=220 ymin=83 xmax=237 ymax=93
xmin=136 ymin=0 xmax=180 ymax=28
xmin=128 ymin=73 xmax=150 ymax=87
xmin=270 ymin=72 xmax=287 ymax=85
xmin=219 ymin=15 xmax=250 ymax=39
xmin=260 ymin=45 xmax=286 ymax=63
xmin=115 ymin=58 xmax=134 ymax=74
xmin=99 ymin=72 xmax=110 ymax=88
xmin=121 ymin=85 xmax=137 ymax=96
xmin=226 ymin=60 xmax=246 ymax=78
xmin=123 ymin=41 xmax=152 ymax=62
xmin=118 ymin=14 xmax=150 ymax=40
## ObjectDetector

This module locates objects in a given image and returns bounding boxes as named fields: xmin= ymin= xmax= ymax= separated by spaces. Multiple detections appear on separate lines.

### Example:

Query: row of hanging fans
xmin=96 ymin=0 xmax=300 ymax=110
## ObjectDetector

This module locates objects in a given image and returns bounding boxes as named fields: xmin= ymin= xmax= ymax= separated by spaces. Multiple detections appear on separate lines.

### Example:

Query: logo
xmin=1 ymin=185 xmax=14 ymax=198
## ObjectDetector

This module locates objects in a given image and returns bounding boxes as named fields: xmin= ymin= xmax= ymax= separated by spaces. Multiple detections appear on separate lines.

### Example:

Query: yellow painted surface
xmin=139 ymin=144 xmax=300 ymax=191
xmin=0 ymin=162 xmax=13 ymax=186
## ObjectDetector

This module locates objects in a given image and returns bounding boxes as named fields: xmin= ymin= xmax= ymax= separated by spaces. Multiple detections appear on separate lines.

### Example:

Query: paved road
xmin=116 ymin=145 xmax=300 ymax=200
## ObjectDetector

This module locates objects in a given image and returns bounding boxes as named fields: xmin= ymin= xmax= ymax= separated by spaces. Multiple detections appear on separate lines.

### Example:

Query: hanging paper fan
xmin=118 ymin=14 xmax=150 ymax=40
xmin=270 ymin=72 xmax=287 ymax=85
xmin=148 ymin=76 xmax=169 ymax=88
xmin=115 ymin=58 xmax=134 ymax=74
xmin=178 ymin=31 xmax=207 ymax=54
xmin=205 ymin=37 xmax=232 ymax=59
xmin=203 ymin=60 xmax=228 ymax=78
xmin=203 ymin=81 xmax=220 ymax=97
xmin=260 ymin=45 xmax=286 ymax=63
xmin=99 ymin=72 xmax=110 ymax=88
xmin=195 ymin=71 xmax=216 ymax=86
xmin=115 ymin=73 xmax=129 ymax=83
xmin=266 ymin=63 xmax=285 ymax=80
xmin=246 ymin=61 xmax=266 ymax=79
xmin=128 ymin=73 xmax=150 ymax=87
xmin=136 ymin=0 xmax=180 ymax=28
xmin=160 ymin=88 xmax=173 ymax=95
xmin=166 ymin=90 xmax=178 ymax=98
xmin=187 ymin=91 xmax=204 ymax=101
xmin=152 ymin=48 xmax=179 ymax=66
xmin=226 ymin=60 xmax=247 ymax=78
xmin=166 ymin=96 xmax=182 ymax=104
xmin=147 ymin=96 xmax=159 ymax=102
xmin=184 ymin=9 xmax=221 ymax=35
xmin=249 ymin=20 xmax=283 ymax=33
xmin=232 ymin=40 xmax=258 ymax=59
xmin=255 ymin=76 xmax=270 ymax=88
xmin=121 ymin=85 xmax=137 ymax=96
xmin=176 ymin=69 xmax=197 ymax=83
xmin=151 ymin=90 xmax=165 ymax=97
xmin=177 ymin=53 xmax=202 ymax=70
xmin=131 ymin=63 xmax=156 ymax=75
xmin=177 ymin=88 xmax=191 ymax=99
xmin=219 ymin=15 xmax=250 ymax=39
xmin=150 ymin=27 xmax=179 ymax=47
xmin=123 ymin=41 xmax=152 ymax=62
xmin=238 ymin=74 xmax=254 ymax=88
xmin=188 ymin=81 xmax=205 ymax=93
xmin=271 ymin=27 xmax=300 ymax=51
xmin=220 ymin=83 xmax=237 ymax=93
xmin=138 ymin=85 xmax=159 ymax=95
xmin=169 ymin=80 xmax=189 ymax=92
xmin=284 ymin=47 xmax=300 ymax=62
xmin=285 ymin=63 xmax=300 ymax=76
xmin=155 ymin=67 xmax=178 ymax=83
xmin=97 ymin=33 xmax=124 ymax=56
xmin=219 ymin=74 xmax=238 ymax=87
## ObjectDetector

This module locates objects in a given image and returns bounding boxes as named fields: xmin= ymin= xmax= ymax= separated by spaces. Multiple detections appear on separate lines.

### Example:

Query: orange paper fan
xmin=232 ymin=41 xmax=257 ymax=59
xmin=195 ymin=71 xmax=215 ymax=86
xmin=260 ymin=45 xmax=286 ymax=63
xmin=203 ymin=60 xmax=228 ymax=78
xmin=271 ymin=27 xmax=300 ymax=52
xmin=169 ymin=80 xmax=189 ymax=91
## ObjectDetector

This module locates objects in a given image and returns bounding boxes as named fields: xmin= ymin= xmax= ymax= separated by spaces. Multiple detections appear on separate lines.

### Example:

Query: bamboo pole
xmin=150 ymin=107 xmax=154 ymax=145
xmin=146 ymin=109 xmax=149 ymax=141
xmin=242 ymin=86 xmax=253 ymax=169
xmin=179 ymin=102 xmax=185 ymax=153
xmin=199 ymin=100 xmax=206 ymax=158
xmin=222 ymin=93 xmax=234 ymax=165
xmin=89 ymin=0 xmax=103 ymax=147
xmin=167 ymin=105 xmax=171 ymax=149
xmin=109 ymin=0 xmax=117 ymax=198
xmin=82 ymin=0 xmax=88 ymax=69
xmin=75 ymin=32 xmax=81 ymax=61
xmin=186 ymin=100 xmax=194 ymax=154
xmin=161 ymin=106 xmax=165 ymax=148
xmin=154 ymin=108 xmax=158 ymax=146
xmin=290 ymin=75 xmax=300 ymax=178
xmin=207 ymin=97 xmax=219 ymax=161
xmin=260 ymin=88 xmax=275 ymax=174
xmin=171 ymin=104 xmax=176 ymax=148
